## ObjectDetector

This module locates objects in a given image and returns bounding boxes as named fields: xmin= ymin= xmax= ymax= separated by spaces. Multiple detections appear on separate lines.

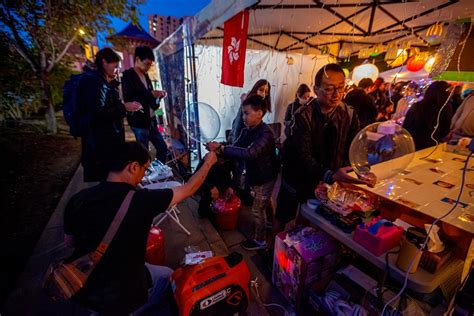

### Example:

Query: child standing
xmin=207 ymin=95 xmax=278 ymax=250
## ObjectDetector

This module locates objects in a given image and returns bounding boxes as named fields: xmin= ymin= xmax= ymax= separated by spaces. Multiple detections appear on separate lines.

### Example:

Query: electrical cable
xmin=419 ymin=86 xmax=456 ymax=160
xmin=251 ymin=277 xmax=294 ymax=316
xmin=381 ymin=150 xmax=473 ymax=315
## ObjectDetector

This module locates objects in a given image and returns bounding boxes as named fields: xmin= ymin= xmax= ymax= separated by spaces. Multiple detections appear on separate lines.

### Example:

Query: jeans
xmin=132 ymin=122 xmax=168 ymax=163
xmin=133 ymin=264 xmax=174 ymax=316
xmin=250 ymin=180 xmax=276 ymax=242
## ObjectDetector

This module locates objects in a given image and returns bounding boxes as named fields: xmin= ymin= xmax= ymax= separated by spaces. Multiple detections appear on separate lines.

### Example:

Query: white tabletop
xmin=352 ymin=145 xmax=474 ymax=234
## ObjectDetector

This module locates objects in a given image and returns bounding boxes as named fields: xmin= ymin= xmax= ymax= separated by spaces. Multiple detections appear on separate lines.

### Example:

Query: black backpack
xmin=62 ymin=73 xmax=84 ymax=137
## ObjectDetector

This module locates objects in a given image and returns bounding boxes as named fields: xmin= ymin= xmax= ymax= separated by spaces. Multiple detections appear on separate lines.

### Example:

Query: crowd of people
xmin=62 ymin=46 xmax=473 ymax=315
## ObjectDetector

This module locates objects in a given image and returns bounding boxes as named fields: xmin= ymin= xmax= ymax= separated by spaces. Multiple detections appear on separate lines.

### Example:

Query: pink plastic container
xmin=353 ymin=217 xmax=404 ymax=256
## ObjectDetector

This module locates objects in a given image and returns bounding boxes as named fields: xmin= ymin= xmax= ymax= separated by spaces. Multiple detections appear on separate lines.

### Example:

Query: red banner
xmin=221 ymin=10 xmax=249 ymax=87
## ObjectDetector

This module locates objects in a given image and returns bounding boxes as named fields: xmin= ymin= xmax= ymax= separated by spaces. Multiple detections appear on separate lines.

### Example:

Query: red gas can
xmin=212 ymin=194 xmax=241 ymax=230
xmin=172 ymin=252 xmax=250 ymax=316
xmin=145 ymin=226 xmax=165 ymax=265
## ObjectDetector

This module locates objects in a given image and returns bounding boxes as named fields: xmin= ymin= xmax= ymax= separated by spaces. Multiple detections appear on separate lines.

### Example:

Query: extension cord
xmin=250 ymin=278 xmax=295 ymax=316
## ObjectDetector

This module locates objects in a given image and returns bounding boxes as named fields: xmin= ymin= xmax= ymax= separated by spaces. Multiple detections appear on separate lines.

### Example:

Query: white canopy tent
xmin=155 ymin=0 xmax=474 ymax=143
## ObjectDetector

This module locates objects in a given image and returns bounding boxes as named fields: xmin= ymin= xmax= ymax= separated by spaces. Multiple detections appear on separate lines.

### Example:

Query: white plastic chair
xmin=142 ymin=181 xmax=191 ymax=236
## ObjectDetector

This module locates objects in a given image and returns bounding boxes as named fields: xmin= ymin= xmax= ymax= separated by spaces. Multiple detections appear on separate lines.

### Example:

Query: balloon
xmin=424 ymin=57 xmax=435 ymax=72
xmin=352 ymin=64 xmax=379 ymax=86
xmin=406 ymin=56 xmax=425 ymax=72
xmin=387 ymin=49 xmax=408 ymax=68
xmin=349 ymin=122 xmax=415 ymax=180
xmin=181 ymin=102 xmax=221 ymax=143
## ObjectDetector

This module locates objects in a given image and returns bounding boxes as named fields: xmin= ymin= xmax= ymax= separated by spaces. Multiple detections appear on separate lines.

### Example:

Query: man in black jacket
xmin=207 ymin=95 xmax=279 ymax=250
xmin=344 ymin=78 xmax=377 ymax=128
xmin=274 ymin=63 xmax=375 ymax=235
xmin=78 ymin=48 xmax=142 ymax=182
xmin=122 ymin=46 xmax=168 ymax=163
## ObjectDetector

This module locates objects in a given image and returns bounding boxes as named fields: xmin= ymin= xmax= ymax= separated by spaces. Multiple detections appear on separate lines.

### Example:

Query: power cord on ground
xmin=250 ymin=277 xmax=295 ymax=316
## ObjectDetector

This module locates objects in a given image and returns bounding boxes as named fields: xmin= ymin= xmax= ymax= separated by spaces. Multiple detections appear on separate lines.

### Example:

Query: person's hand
xmin=205 ymin=142 xmax=221 ymax=152
xmin=204 ymin=150 xmax=218 ymax=166
xmin=332 ymin=166 xmax=375 ymax=186
xmin=152 ymin=90 xmax=167 ymax=99
xmin=124 ymin=101 xmax=143 ymax=112
xmin=358 ymin=172 xmax=377 ymax=187
xmin=210 ymin=186 xmax=219 ymax=200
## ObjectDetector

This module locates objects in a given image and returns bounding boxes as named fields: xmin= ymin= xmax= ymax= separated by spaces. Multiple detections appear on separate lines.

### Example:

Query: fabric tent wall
xmin=194 ymin=44 xmax=332 ymax=141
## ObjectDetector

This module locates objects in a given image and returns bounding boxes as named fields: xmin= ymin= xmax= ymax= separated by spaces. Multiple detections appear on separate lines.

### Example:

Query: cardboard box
xmin=272 ymin=226 xmax=338 ymax=308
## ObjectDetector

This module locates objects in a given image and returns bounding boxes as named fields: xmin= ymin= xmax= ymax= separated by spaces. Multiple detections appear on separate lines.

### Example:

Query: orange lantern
xmin=406 ymin=53 xmax=428 ymax=72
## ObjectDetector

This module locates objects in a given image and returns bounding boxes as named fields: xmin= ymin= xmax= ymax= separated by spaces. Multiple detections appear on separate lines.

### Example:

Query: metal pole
xmin=189 ymin=43 xmax=201 ymax=161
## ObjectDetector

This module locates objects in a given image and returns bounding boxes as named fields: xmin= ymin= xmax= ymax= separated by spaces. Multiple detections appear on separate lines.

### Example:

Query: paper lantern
xmin=400 ymin=40 xmax=411 ymax=50
xmin=426 ymin=22 xmax=444 ymax=45
xmin=352 ymin=63 xmax=379 ymax=86
xmin=424 ymin=57 xmax=436 ymax=72
xmin=343 ymin=68 xmax=350 ymax=78
xmin=358 ymin=48 xmax=371 ymax=59
xmin=408 ymin=47 xmax=420 ymax=58
xmin=339 ymin=46 xmax=351 ymax=59
xmin=320 ymin=46 xmax=330 ymax=55
xmin=384 ymin=42 xmax=399 ymax=61
xmin=406 ymin=54 xmax=427 ymax=72
xmin=370 ymin=44 xmax=386 ymax=57
xmin=387 ymin=49 xmax=407 ymax=67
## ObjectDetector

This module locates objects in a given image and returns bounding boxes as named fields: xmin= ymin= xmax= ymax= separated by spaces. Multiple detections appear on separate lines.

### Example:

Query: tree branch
xmin=1 ymin=7 xmax=39 ymax=72
xmin=47 ymin=33 xmax=76 ymax=72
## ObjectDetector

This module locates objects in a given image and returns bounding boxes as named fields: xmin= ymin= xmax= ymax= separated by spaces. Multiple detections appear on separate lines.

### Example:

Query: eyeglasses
xmin=320 ymin=85 xmax=346 ymax=95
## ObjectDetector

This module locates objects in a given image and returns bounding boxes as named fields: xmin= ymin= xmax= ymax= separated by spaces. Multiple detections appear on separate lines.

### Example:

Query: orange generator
xmin=171 ymin=252 xmax=251 ymax=316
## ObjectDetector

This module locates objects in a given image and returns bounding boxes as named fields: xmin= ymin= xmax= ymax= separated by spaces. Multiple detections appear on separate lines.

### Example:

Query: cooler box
xmin=272 ymin=226 xmax=338 ymax=309
xmin=212 ymin=195 xmax=241 ymax=230
xmin=145 ymin=226 xmax=165 ymax=265
xmin=172 ymin=252 xmax=250 ymax=316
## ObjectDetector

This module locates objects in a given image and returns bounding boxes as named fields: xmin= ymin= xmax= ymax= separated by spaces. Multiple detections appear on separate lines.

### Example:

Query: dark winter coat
xmin=121 ymin=68 xmax=159 ymax=129
xmin=281 ymin=99 xmax=360 ymax=199
xmin=344 ymin=88 xmax=377 ymax=128
xmin=77 ymin=71 xmax=126 ymax=182
xmin=223 ymin=122 xmax=279 ymax=187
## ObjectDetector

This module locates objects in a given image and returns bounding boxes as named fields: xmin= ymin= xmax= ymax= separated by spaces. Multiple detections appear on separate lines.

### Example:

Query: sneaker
xmin=241 ymin=239 xmax=267 ymax=251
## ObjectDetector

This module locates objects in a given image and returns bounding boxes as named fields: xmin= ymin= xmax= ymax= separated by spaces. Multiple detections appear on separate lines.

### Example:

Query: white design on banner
xmin=227 ymin=37 xmax=240 ymax=65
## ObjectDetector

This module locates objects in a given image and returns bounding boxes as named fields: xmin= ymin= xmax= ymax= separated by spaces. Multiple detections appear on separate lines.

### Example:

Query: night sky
xmin=98 ymin=0 xmax=211 ymax=47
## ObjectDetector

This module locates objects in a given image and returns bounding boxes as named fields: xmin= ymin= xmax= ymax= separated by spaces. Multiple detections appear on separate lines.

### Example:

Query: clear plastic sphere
xmin=349 ymin=122 xmax=416 ymax=180
xmin=181 ymin=102 xmax=221 ymax=143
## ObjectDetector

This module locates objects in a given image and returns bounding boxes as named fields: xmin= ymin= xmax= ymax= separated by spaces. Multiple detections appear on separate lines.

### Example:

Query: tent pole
xmin=189 ymin=43 xmax=201 ymax=162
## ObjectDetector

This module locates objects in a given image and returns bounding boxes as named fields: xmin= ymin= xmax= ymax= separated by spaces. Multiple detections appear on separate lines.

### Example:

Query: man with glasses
xmin=63 ymin=141 xmax=217 ymax=315
xmin=122 ymin=46 xmax=168 ymax=163
xmin=273 ymin=63 xmax=375 ymax=236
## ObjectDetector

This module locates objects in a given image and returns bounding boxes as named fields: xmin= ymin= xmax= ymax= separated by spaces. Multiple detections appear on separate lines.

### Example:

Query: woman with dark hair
xmin=78 ymin=47 xmax=143 ymax=182
xmin=230 ymin=79 xmax=271 ymax=142
xmin=403 ymin=81 xmax=453 ymax=150
xmin=284 ymin=83 xmax=312 ymax=137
